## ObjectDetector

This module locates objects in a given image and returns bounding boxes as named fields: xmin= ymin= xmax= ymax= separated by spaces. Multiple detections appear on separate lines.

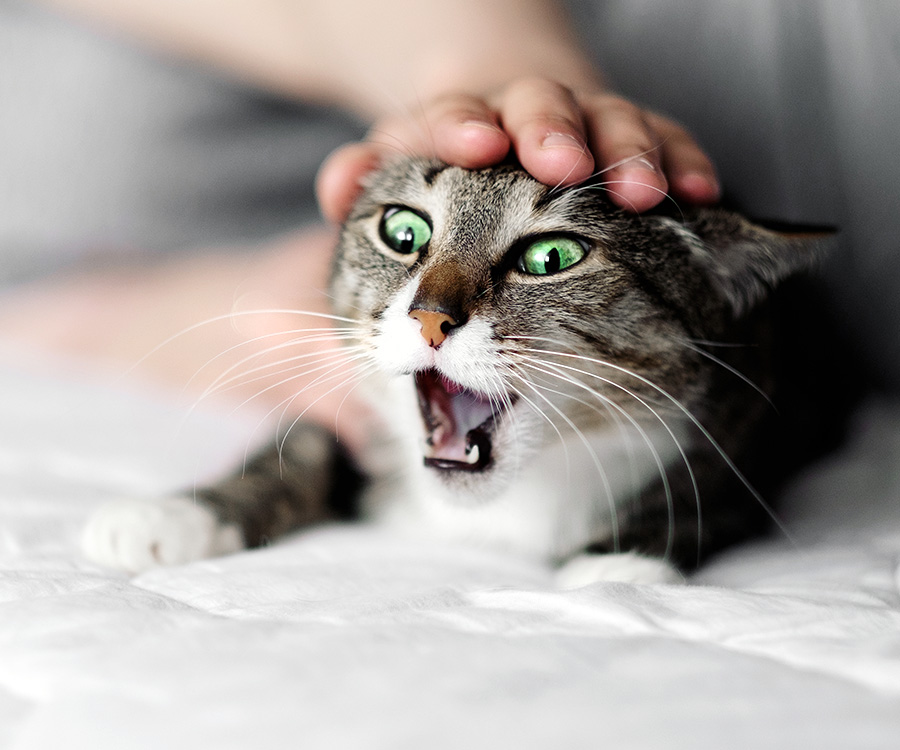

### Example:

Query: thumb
xmin=316 ymin=142 xmax=385 ymax=224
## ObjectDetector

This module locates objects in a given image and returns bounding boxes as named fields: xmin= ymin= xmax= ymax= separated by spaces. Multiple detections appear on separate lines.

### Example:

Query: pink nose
xmin=408 ymin=309 xmax=456 ymax=348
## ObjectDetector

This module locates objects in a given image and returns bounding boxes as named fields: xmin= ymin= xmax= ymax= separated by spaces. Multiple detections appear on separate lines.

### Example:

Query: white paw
xmin=555 ymin=552 xmax=684 ymax=589
xmin=82 ymin=496 xmax=244 ymax=573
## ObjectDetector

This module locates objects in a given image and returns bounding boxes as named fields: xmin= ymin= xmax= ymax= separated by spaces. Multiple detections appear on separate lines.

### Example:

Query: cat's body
xmin=84 ymin=158 xmax=837 ymax=584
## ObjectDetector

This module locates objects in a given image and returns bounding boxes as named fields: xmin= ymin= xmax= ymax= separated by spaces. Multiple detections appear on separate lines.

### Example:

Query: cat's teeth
xmin=464 ymin=443 xmax=480 ymax=465
xmin=433 ymin=426 xmax=448 ymax=447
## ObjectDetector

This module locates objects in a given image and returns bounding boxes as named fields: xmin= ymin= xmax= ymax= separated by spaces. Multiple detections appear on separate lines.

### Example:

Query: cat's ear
xmin=677 ymin=209 xmax=835 ymax=315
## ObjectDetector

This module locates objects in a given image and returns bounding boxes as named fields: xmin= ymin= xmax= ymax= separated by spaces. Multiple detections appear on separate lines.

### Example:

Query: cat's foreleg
xmin=555 ymin=551 xmax=684 ymax=587
xmin=555 ymin=450 xmax=767 ymax=588
xmin=82 ymin=423 xmax=362 ymax=572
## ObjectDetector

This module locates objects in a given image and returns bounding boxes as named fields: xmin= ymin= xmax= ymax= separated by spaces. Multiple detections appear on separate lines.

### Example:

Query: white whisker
xmin=509 ymin=340 xmax=793 ymax=548
xmin=203 ymin=351 xmax=368 ymax=411
xmin=505 ymin=370 xmax=571 ymax=463
xmin=240 ymin=357 xmax=377 ymax=474
xmin=680 ymin=339 xmax=774 ymax=409
xmin=546 ymin=146 xmax=665 ymax=196
xmin=197 ymin=341 xmax=366 ymax=403
xmin=184 ymin=326 xmax=360 ymax=390
xmin=517 ymin=357 xmax=683 ymax=559
xmin=276 ymin=361 xmax=380 ymax=463
xmin=121 ymin=308 xmax=360 ymax=377
xmin=515 ymin=361 xmax=650 ymax=499
xmin=506 ymin=366 xmax=621 ymax=551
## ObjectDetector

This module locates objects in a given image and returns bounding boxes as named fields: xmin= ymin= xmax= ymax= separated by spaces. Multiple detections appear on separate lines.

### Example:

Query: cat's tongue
xmin=415 ymin=369 xmax=496 ymax=471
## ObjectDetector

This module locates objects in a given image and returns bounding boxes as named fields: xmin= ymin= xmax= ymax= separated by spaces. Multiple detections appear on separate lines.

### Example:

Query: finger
xmin=647 ymin=113 xmax=721 ymax=204
xmin=317 ymin=97 xmax=511 ymax=224
xmin=585 ymin=94 xmax=669 ymax=212
xmin=316 ymin=141 xmax=384 ymax=224
xmin=422 ymin=93 xmax=511 ymax=167
xmin=498 ymin=78 xmax=595 ymax=187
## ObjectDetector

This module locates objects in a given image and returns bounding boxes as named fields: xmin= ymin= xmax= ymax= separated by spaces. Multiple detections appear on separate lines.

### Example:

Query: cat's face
xmin=332 ymin=158 xmax=815 ymax=502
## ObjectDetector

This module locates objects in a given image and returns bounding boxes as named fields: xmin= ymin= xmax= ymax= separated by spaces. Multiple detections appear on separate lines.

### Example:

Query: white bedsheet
xmin=1 ymin=345 xmax=899 ymax=749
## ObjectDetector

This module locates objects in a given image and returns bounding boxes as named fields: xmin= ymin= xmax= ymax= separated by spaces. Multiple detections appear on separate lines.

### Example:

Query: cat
xmin=83 ymin=156 xmax=838 ymax=585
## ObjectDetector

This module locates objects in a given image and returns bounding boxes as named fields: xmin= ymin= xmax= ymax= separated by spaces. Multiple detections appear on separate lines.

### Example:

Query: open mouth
xmin=414 ymin=369 xmax=513 ymax=472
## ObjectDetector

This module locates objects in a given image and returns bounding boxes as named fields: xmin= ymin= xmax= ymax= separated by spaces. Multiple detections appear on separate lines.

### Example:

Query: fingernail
xmin=460 ymin=119 xmax=503 ymax=134
xmin=541 ymin=132 xmax=587 ymax=151
xmin=633 ymin=157 xmax=659 ymax=173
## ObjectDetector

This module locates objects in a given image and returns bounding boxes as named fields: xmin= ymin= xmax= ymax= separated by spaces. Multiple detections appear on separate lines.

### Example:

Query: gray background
xmin=1 ymin=0 xmax=897 ymax=388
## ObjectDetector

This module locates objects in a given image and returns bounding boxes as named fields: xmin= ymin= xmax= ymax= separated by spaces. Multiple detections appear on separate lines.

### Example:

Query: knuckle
xmin=648 ymin=111 xmax=691 ymax=140
xmin=532 ymin=113 xmax=582 ymax=133
xmin=593 ymin=93 xmax=643 ymax=119
xmin=505 ymin=76 xmax=579 ymax=111
xmin=429 ymin=92 xmax=490 ymax=120
xmin=511 ymin=76 xmax=569 ymax=95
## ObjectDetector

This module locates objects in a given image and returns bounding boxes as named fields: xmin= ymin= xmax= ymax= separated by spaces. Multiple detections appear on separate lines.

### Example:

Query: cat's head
xmin=332 ymin=157 xmax=823 ymax=501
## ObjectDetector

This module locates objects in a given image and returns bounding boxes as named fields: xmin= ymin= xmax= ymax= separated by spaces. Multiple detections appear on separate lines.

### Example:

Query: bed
xmin=2 ymin=343 xmax=899 ymax=749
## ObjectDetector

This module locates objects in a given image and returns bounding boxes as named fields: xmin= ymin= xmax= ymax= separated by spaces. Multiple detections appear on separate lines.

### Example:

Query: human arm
xmin=38 ymin=0 xmax=719 ymax=216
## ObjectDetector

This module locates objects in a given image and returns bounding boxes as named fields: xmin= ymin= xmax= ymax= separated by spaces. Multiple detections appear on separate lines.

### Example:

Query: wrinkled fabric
xmin=1 ymin=347 xmax=899 ymax=749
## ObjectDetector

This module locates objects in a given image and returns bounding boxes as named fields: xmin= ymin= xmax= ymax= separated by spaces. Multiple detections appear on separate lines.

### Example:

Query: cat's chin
xmin=420 ymin=460 xmax=515 ymax=508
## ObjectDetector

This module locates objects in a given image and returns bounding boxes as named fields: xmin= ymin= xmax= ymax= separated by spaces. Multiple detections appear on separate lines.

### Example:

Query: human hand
xmin=316 ymin=78 xmax=719 ymax=223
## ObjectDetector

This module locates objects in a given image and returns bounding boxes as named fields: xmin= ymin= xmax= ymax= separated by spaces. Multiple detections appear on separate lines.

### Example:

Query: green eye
xmin=518 ymin=236 xmax=587 ymax=275
xmin=380 ymin=207 xmax=432 ymax=255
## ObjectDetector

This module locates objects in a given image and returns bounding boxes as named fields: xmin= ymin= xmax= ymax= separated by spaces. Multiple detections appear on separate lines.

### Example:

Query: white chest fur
xmin=362 ymin=383 xmax=687 ymax=564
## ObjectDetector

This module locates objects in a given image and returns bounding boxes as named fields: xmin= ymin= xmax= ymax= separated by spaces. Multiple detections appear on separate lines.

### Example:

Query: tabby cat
xmin=84 ymin=157 xmax=832 ymax=585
